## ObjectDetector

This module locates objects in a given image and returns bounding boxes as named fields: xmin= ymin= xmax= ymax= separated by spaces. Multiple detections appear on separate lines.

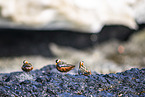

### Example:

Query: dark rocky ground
xmin=0 ymin=65 xmax=145 ymax=97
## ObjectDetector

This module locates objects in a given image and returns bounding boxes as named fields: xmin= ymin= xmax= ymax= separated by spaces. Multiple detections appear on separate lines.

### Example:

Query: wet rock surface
xmin=0 ymin=65 xmax=145 ymax=97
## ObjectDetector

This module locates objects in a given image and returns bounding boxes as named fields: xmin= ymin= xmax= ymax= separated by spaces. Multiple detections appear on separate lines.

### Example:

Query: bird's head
xmin=56 ymin=59 xmax=61 ymax=65
xmin=79 ymin=61 xmax=84 ymax=68
xmin=23 ymin=60 xmax=28 ymax=64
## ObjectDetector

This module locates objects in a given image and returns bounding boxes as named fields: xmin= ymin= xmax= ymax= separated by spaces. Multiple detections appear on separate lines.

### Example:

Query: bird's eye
xmin=56 ymin=59 xmax=61 ymax=63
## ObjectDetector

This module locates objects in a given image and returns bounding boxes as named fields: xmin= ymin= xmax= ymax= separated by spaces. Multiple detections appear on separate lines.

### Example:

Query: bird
xmin=55 ymin=59 xmax=75 ymax=72
xmin=78 ymin=61 xmax=91 ymax=76
xmin=21 ymin=60 xmax=33 ymax=72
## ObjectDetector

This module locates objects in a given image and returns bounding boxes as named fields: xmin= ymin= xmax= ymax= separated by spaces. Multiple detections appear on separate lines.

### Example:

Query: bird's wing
xmin=23 ymin=63 xmax=32 ymax=67
xmin=62 ymin=61 xmax=67 ymax=64
xmin=59 ymin=64 xmax=75 ymax=67
xmin=80 ymin=65 xmax=87 ymax=71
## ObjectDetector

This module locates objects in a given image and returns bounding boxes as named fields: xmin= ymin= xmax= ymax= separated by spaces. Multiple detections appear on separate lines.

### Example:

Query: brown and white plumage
xmin=55 ymin=59 xmax=75 ymax=72
xmin=21 ymin=60 xmax=33 ymax=72
xmin=78 ymin=61 xmax=91 ymax=76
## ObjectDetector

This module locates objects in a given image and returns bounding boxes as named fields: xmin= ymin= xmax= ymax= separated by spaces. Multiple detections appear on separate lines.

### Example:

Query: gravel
xmin=0 ymin=65 xmax=145 ymax=97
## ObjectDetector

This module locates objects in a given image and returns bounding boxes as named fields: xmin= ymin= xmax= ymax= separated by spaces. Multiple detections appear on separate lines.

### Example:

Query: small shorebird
xmin=78 ymin=61 xmax=91 ymax=76
xmin=21 ymin=60 xmax=33 ymax=72
xmin=55 ymin=59 xmax=75 ymax=72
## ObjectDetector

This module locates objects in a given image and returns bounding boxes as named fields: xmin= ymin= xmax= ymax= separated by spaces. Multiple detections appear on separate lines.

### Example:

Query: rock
xmin=1 ymin=0 xmax=145 ymax=33
xmin=0 ymin=65 xmax=145 ymax=96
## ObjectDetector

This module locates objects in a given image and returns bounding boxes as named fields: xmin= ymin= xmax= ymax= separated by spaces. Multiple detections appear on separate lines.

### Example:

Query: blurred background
xmin=0 ymin=0 xmax=145 ymax=73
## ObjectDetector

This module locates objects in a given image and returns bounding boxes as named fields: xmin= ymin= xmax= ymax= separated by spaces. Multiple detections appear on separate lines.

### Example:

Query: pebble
xmin=0 ymin=65 xmax=145 ymax=96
